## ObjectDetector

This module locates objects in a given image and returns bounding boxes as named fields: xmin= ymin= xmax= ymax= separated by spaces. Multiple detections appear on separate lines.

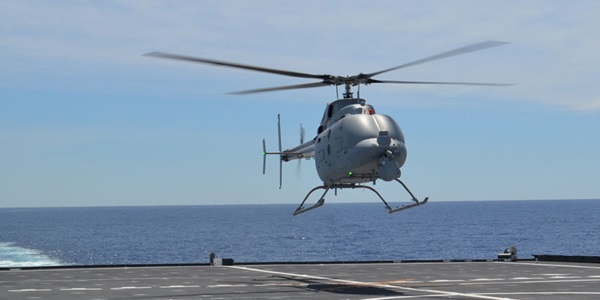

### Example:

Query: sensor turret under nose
xmin=379 ymin=150 xmax=401 ymax=181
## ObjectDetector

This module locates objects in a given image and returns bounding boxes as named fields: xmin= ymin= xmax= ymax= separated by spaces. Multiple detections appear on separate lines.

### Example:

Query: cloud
xmin=570 ymin=98 xmax=600 ymax=112
xmin=1 ymin=0 xmax=600 ymax=111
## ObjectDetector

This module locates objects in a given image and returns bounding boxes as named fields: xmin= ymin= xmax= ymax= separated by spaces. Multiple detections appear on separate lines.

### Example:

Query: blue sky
xmin=1 ymin=1 xmax=599 ymax=208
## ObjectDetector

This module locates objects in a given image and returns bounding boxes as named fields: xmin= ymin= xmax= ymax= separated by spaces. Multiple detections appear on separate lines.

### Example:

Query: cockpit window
xmin=321 ymin=98 xmax=368 ymax=128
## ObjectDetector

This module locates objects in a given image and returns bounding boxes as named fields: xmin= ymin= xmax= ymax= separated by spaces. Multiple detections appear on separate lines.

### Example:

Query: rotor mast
xmin=343 ymin=80 xmax=354 ymax=99
xmin=338 ymin=75 xmax=368 ymax=99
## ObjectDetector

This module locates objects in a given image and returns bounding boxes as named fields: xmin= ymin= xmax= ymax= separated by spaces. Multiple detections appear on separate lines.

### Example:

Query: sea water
xmin=1 ymin=200 xmax=599 ymax=267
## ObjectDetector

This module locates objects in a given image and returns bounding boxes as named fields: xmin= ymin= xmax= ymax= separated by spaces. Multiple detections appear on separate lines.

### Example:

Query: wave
xmin=0 ymin=242 xmax=62 ymax=268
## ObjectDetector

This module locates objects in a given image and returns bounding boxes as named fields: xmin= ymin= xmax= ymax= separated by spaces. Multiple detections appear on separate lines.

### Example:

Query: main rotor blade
xmin=229 ymin=82 xmax=330 ymax=95
xmin=368 ymin=79 xmax=514 ymax=87
xmin=145 ymin=52 xmax=330 ymax=80
xmin=364 ymin=41 xmax=509 ymax=78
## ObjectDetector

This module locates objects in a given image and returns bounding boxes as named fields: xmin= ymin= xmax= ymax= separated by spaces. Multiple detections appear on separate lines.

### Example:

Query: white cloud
xmin=2 ymin=0 xmax=600 ymax=111
xmin=570 ymin=97 xmax=600 ymax=112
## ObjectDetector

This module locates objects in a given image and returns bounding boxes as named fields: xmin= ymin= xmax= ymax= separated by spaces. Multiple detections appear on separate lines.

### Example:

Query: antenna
xmin=343 ymin=81 xmax=353 ymax=98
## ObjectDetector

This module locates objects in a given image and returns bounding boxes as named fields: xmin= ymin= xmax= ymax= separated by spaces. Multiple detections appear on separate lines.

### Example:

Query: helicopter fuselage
xmin=315 ymin=98 xmax=406 ymax=185
xmin=282 ymin=98 xmax=406 ymax=186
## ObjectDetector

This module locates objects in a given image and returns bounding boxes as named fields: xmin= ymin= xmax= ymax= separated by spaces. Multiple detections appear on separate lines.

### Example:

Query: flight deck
xmin=2 ymin=260 xmax=600 ymax=299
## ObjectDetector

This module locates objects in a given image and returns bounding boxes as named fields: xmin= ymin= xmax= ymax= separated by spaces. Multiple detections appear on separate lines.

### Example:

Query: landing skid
xmin=293 ymin=179 xmax=428 ymax=215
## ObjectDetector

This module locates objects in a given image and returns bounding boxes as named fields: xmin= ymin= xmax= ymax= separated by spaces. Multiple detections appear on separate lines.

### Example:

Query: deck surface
xmin=2 ymin=261 xmax=600 ymax=299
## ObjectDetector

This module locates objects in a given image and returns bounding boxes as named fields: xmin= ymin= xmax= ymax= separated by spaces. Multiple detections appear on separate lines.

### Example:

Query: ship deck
xmin=2 ymin=260 xmax=600 ymax=299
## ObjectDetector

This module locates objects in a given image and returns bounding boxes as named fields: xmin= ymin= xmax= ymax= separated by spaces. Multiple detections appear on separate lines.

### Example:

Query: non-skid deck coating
xmin=2 ymin=261 xmax=600 ymax=299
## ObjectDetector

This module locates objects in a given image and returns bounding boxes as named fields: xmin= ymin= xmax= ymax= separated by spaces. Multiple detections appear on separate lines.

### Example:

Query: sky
xmin=1 ymin=1 xmax=599 ymax=208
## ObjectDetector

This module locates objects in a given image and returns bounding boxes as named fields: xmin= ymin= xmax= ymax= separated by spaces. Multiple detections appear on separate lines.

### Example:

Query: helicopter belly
xmin=315 ymin=114 xmax=407 ymax=185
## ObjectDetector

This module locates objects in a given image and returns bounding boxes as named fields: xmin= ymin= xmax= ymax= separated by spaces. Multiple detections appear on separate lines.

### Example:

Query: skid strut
xmin=293 ymin=180 xmax=428 ymax=215
xmin=389 ymin=179 xmax=429 ymax=213
xmin=293 ymin=186 xmax=329 ymax=216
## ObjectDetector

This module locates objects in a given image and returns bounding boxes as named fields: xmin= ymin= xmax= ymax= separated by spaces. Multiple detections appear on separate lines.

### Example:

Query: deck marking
xmin=480 ymin=292 xmax=600 ymax=297
xmin=9 ymin=289 xmax=52 ymax=292
xmin=254 ymin=283 xmax=305 ymax=287
xmin=229 ymin=265 xmax=517 ymax=300
xmin=363 ymin=294 xmax=461 ymax=300
xmin=207 ymin=284 xmax=248 ymax=288
xmin=59 ymin=287 xmax=102 ymax=291
xmin=431 ymin=279 xmax=464 ymax=282
xmin=459 ymin=278 xmax=600 ymax=285
xmin=470 ymin=278 xmax=504 ymax=281
xmin=110 ymin=286 xmax=152 ymax=290
xmin=513 ymin=262 xmax=600 ymax=270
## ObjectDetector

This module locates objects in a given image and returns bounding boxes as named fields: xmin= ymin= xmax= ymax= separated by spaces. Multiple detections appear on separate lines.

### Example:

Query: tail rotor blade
xmin=278 ymin=114 xmax=282 ymax=153
xmin=297 ymin=123 xmax=305 ymax=179
xmin=262 ymin=139 xmax=267 ymax=175
xmin=296 ymin=159 xmax=302 ymax=179
xmin=278 ymin=114 xmax=283 ymax=189
xmin=279 ymin=158 xmax=283 ymax=189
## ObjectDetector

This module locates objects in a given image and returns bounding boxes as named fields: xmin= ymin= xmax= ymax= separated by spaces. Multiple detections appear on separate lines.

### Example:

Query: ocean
xmin=1 ymin=200 xmax=599 ymax=267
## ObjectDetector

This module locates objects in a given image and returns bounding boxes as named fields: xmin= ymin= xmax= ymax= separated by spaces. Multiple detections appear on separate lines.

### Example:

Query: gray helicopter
xmin=146 ymin=41 xmax=510 ymax=215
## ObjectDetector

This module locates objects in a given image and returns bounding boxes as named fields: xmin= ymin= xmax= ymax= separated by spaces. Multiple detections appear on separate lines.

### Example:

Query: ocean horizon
xmin=1 ymin=199 xmax=599 ymax=268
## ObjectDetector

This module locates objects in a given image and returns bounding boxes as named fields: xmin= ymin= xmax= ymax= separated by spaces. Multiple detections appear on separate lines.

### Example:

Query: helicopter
xmin=145 ymin=40 xmax=510 ymax=215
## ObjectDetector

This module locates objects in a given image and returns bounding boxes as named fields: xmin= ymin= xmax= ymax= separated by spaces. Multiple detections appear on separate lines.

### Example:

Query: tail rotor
xmin=262 ymin=114 xmax=284 ymax=189
xmin=296 ymin=124 xmax=305 ymax=178
xmin=278 ymin=114 xmax=283 ymax=189
xmin=262 ymin=139 xmax=267 ymax=175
